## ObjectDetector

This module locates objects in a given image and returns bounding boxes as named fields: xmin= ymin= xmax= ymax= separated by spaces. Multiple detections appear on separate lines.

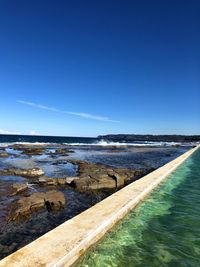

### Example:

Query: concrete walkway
xmin=0 ymin=145 xmax=199 ymax=267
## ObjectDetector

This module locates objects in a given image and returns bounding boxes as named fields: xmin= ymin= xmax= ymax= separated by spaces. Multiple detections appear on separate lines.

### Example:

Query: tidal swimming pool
xmin=75 ymin=148 xmax=200 ymax=267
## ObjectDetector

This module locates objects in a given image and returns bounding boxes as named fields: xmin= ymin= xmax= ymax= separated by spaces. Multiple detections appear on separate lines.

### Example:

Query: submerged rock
xmin=51 ymin=148 xmax=74 ymax=155
xmin=11 ymin=145 xmax=45 ymax=155
xmin=0 ymin=168 xmax=44 ymax=178
xmin=55 ymin=148 xmax=69 ymax=154
xmin=0 ymin=152 xmax=10 ymax=158
xmin=7 ymin=190 xmax=65 ymax=221
xmin=21 ymin=147 xmax=45 ymax=155
xmin=52 ymin=160 xmax=68 ymax=165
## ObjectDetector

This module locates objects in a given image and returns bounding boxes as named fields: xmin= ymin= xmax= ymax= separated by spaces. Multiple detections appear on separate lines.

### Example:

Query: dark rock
xmin=55 ymin=148 xmax=68 ymax=154
xmin=53 ymin=148 xmax=74 ymax=155
xmin=21 ymin=147 xmax=45 ymax=155
xmin=52 ymin=160 xmax=68 ymax=165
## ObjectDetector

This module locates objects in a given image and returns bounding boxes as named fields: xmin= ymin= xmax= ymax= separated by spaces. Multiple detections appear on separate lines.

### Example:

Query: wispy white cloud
xmin=0 ymin=129 xmax=21 ymax=135
xmin=17 ymin=100 xmax=119 ymax=122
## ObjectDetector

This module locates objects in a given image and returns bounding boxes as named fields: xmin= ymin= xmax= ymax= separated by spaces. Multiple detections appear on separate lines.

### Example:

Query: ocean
xmin=0 ymin=134 xmax=97 ymax=145
xmin=0 ymin=134 xmax=181 ymax=147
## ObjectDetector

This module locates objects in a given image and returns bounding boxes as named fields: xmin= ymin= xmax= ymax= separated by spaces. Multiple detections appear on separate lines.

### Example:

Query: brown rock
xmin=38 ymin=177 xmax=57 ymax=186
xmin=21 ymin=147 xmax=45 ymax=155
xmin=37 ymin=176 xmax=79 ymax=186
xmin=55 ymin=148 xmax=68 ymax=154
xmin=68 ymin=159 xmax=144 ymax=192
xmin=10 ymin=145 xmax=45 ymax=155
xmin=10 ymin=183 xmax=28 ymax=196
xmin=108 ymin=172 xmax=125 ymax=187
xmin=53 ymin=148 xmax=74 ymax=155
xmin=44 ymin=190 xmax=65 ymax=211
xmin=7 ymin=190 xmax=65 ymax=221
xmin=0 ymin=168 xmax=44 ymax=178
xmin=0 ymin=152 xmax=10 ymax=157
xmin=65 ymin=177 xmax=79 ymax=184
xmin=75 ymin=175 xmax=116 ymax=191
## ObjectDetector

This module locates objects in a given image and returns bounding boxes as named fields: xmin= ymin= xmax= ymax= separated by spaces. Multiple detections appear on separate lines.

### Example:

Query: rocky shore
xmin=1 ymin=159 xmax=145 ymax=222
xmin=8 ymin=190 xmax=65 ymax=222
xmin=0 ymin=143 xmax=190 ymax=259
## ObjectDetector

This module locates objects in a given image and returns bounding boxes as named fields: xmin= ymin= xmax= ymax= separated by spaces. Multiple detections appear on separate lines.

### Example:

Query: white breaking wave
xmin=0 ymin=140 xmax=182 ymax=148
xmin=64 ymin=140 xmax=181 ymax=147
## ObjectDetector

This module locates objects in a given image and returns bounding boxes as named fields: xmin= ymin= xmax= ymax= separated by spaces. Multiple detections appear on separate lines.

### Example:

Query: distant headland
xmin=98 ymin=134 xmax=200 ymax=142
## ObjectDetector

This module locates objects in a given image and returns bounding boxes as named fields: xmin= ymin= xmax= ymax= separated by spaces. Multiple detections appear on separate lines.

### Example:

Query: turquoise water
xmin=76 ymin=149 xmax=200 ymax=267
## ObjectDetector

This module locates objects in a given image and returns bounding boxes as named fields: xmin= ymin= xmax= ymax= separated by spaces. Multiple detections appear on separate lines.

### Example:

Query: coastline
xmin=0 ymin=142 xmax=190 ymax=260
xmin=0 ymin=145 xmax=198 ymax=267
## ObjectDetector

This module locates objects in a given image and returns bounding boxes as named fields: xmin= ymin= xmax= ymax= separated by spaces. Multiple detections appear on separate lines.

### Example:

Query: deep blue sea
xmin=0 ymin=134 xmax=181 ymax=147
xmin=0 ymin=134 xmax=97 ymax=144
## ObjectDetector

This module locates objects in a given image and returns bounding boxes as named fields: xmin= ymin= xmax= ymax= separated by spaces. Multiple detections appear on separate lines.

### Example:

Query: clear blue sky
xmin=0 ymin=0 xmax=199 ymax=137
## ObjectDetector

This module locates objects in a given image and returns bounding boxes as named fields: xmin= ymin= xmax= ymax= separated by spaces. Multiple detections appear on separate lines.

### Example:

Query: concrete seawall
xmin=0 ymin=145 xmax=199 ymax=267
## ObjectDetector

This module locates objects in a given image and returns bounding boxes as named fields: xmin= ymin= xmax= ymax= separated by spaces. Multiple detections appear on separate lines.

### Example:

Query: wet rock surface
xmin=10 ymin=183 xmax=28 ymax=196
xmin=0 ymin=168 xmax=44 ymax=178
xmin=7 ymin=190 xmax=65 ymax=222
xmin=54 ymin=148 xmax=74 ymax=155
xmin=0 ymin=152 xmax=10 ymax=158
xmin=37 ymin=176 xmax=79 ymax=186
xmin=11 ymin=145 xmax=45 ymax=155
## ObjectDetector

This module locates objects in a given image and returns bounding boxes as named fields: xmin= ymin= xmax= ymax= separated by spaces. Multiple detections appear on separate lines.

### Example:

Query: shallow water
xmin=2 ymin=152 xmax=77 ymax=177
xmin=76 ymin=148 xmax=200 ymax=267
xmin=69 ymin=146 xmax=188 ymax=169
